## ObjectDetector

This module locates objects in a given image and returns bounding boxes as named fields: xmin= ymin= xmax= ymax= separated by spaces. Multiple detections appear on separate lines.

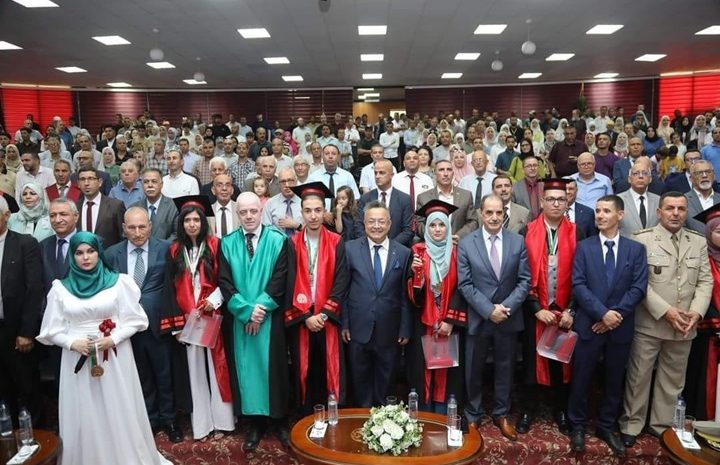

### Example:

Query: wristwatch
xmin=319 ymin=313 xmax=329 ymax=322
xmin=565 ymin=308 xmax=576 ymax=317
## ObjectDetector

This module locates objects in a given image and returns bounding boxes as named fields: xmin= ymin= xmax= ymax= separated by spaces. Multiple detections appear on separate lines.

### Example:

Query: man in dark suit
xmin=342 ymin=201 xmax=412 ymax=407
xmin=685 ymin=160 xmax=720 ymax=233
xmin=130 ymin=168 xmax=178 ymax=241
xmin=96 ymin=125 xmax=118 ymax=153
xmin=416 ymin=159 xmax=478 ymax=242
xmin=612 ymin=141 xmax=663 ymax=195
xmin=568 ymin=195 xmax=648 ymax=455
xmin=75 ymin=166 xmax=125 ymax=247
xmin=566 ymin=179 xmax=598 ymax=237
xmin=458 ymin=194 xmax=531 ymax=440
xmin=492 ymin=175 xmax=531 ymax=234
xmin=354 ymin=159 xmax=413 ymax=246
xmin=0 ymin=196 xmax=44 ymax=425
xmin=104 ymin=207 xmax=182 ymax=443
xmin=70 ymin=150 xmax=112 ymax=196
xmin=45 ymin=159 xmax=82 ymax=202
xmin=662 ymin=150 xmax=701 ymax=194
xmin=512 ymin=156 xmax=544 ymax=218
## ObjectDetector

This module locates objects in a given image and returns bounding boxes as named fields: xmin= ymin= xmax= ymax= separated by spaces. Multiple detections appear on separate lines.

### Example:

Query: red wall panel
xmin=0 ymin=89 xmax=73 ymax=135
xmin=658 ymin=74 xmax=720 ymax=119
xmin=77 ymin=91 xmax=147 ymax=135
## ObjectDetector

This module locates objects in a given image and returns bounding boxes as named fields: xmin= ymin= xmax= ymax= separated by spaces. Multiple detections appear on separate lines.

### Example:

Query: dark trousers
xmin=0 ymin=324 xmax=42 ymax=426
xmin=464 ymin=330 xmax=517 ymax=422
xmin=568 ymin=335 xmax=631 ymax=433
xmin=131 ymin=330 xmax=175 ymax=426
xmin=348 ymin=334 xmax=399 ymax=407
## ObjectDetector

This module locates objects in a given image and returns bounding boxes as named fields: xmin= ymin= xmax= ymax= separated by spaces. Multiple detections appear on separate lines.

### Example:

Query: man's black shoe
xmin=164 ymin=423 xmax=183 ymax=443
xmin=555 ymin=411 xmax=571 ymax=436
xmin=570 ymin=430 xmax=585 ymax=452
xmin=620 ymin=433 xmax=636 ymax=447
xmin=516 ymin=412 xmax=532 ymax=434
xmin=597 ymin=430 xmax=626 ymax=456
xmin=244 ymin=426 xmax=261 ymax=452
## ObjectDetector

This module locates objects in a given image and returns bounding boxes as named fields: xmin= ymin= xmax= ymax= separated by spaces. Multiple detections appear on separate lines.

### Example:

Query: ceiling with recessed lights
xmin=0 ymin=0 xmax=719 ymax=90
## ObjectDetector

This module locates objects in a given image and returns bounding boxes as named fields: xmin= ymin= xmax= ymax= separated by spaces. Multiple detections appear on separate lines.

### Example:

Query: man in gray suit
xmin=685 ymin=160 xmax=720 ymax=233
xmin=512 ymin=155 xmax=543 ymax=219
xmin=416 ymin=159 xmax=478 ymax=243
xmin=458 ymin=194 xmax=531 ymax=440
xmin=618 ymin=157 xmax=660 ymax=237
xmin=492 ymin=174 xmax=530 ymax=233
xmin=130 ymin=168 xmax=178 ymax=241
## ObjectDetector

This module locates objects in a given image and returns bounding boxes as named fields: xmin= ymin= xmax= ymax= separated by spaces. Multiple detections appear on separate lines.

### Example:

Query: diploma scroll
xmin=178 ymin=310 xmax=223 ymax=348
xmin=536 ymin=324 xmax=577 ymax=364
xmin=421 ymin=334 xmax=460 ymax=370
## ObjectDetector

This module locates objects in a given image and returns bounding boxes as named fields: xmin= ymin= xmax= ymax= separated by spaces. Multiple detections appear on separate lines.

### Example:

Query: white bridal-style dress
xmin=37 ymin=274 xmax=172 ymax=465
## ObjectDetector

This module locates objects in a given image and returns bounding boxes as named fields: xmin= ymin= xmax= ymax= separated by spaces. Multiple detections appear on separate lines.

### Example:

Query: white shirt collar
xmin=368 ymin=236 xmax=390 ymax=250
xmin=599 ymin=231 xmax=620 ymax=246
xmin=482 ymin=227 xmax=503 ymax=241
xmin=127 ymin=240 xmax=149 ymax=255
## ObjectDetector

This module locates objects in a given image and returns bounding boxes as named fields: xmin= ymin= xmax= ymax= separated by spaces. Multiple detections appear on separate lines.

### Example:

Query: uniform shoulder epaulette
xmin=684 ymin=228 xmax=705 ymax=238
xmin=632 ymin=228 xmax=653 ymax=236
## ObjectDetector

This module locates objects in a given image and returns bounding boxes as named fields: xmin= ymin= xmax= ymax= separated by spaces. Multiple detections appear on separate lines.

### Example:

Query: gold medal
xmin=91 ymin=365 xmax=104 ymax=377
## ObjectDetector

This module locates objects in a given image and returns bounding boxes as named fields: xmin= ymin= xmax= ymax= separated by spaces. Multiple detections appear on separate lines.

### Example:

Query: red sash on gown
xmin=702 ymin=259 xmax=720 ymax=419
xmin=170 ymin=236 xmax=233 ymax=402
xmin=525 ymin=217 xmax=575 ymax=386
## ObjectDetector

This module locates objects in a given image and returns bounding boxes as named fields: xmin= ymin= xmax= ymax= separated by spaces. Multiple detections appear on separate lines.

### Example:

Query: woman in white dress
xmin=36 ymin=232 xmax=171 ymax=465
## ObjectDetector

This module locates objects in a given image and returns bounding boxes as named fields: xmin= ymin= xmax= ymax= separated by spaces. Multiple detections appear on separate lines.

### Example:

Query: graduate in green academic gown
xmin=218 ymin=191 xmax=294 ymax=451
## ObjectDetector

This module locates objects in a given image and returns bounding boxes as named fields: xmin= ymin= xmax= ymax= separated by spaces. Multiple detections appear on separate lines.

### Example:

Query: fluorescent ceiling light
xmin=455 ymin=52 xmax=480 ymax=61
xmin=11 ymin=0 xmax=58 ymax=7
xmin=146 ymin=62 xmax=175 ymax=69
xmin=362 ymin=73 xmax=382 ymax=79
xmin=474 ymin=24 xmax=507 ymax=35
xmin=56 ymin=66 xmax=87 ymax=73
xmin=106 ymin=82 xmax=132 ymax=88
xmin=586 ymin=24 xmax=623 ymax=35
xmin=358 ymin=25 xmax=387 ymax=35
xmin=92 ymin=35 xmax=131 ymax=46
xmin=361 ymin=92 xmax=380 ymax=98
xmin=0 ymin=41 xmax=22 ymax=50
xmin=357 ymin=87 xmax=374 ymax=91
xmin=264 ymin=57 xmax=289 ymax=64
xmin=361 ymin=54 xmax=384 ymax=62
xmin=237 ymin=28 xmax=270 ymax=39
xmin=183 ymin=79 xmax=207 ymax=85
xmin=282 ymin=75 xmax=303 ymax=82
xmin=594 ymin=72 xmax=618 ymax=79
xmin=294 ymin=96 xmax=310 ymax=100
xmin=365 ymin=99 xmax=380 ymax=103
xmin=695 ymin=26 xmax=720 ymax=35
xmin=441 ymin=73 xmax=463 ymax=79
xmin=546 ymin=53 xmax=575 ymax=61
xmin=635 ymin=54 xmax=666 ymax=62
xmin=660 ymin=71 xmax=693 ymax=77
xmin=519 ymin=73 xmax=542 ymax=79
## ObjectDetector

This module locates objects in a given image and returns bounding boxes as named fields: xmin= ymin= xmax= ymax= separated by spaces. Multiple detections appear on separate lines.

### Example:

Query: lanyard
xmin=546 ymin=224 xmax=558 ymax=256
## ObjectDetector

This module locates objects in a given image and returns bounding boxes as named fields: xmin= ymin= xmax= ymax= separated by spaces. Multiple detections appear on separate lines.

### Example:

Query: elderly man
xmin=208 ymin=174 xmax=240 ymax=237
xmin=130 ymin=168 xmax=177 ymax=240
xmin=293 ymin=156 xmax=310 ymax=185
xmin=492 ymin=175 xmax=531 ymax=234
xmin=14 ymin=118 xmax=43 ymax=144
xmin=513 ymin=155 xmax=544 ymax=219
xmin=46 ymin=159 xmax=81 ymax=202
xmin=162 ymin=149 xmax=200 ymax=198
xmin=612 ymin=137 xmax=663 ymax=195
xmin=459 ymin=151 xmax=497 ymax=207
xmin=685 ymin=160 xmax=720 ymax=233
xmin=262 ymin=168 xmax=303 ymax=236
xmin=199 ymin=157 xmax=233 ymax=204
xmin=549 ymin=126 xmax=588 ymax=177
xmin=72 ymin=133 xmax=102 ymax=169
xmin=249 ymin=127 xmax=272 ymax=161
xmin=360 ymin=144 xmax=397 ymax=194
xmin=244 ymin=155 xmax=281 ymax=196
xmin=39 ymin=135 xmax=73 ymax=171
xmin=109 ymin=160 xmax=145 ymax=207
xmin=663 ymin=150 xmax=702 ymax=194
xmin=570 ymin=152 xmax=613 ymax=210
xmin=617 ymin=157 xmax=660 ymax=236
xmin=15 ymin=151 xmax=56 ymax=198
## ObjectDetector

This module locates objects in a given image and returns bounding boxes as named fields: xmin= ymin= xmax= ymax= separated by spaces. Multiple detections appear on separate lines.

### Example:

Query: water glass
xmin=683 ymin=415 xmax=695 ymax=443
xmin=385 ymin=396 xmax=398 ymax=406
xmin=314 ymin=404 xmax=326 ymax=429
xmin=448 ymin=414 xmax=462 ymax=442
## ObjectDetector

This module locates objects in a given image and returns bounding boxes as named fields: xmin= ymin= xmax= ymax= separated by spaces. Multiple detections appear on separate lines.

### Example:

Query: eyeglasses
xmin=544 ymin=197 xmax=567 ymax=205
xmin=629 ymin=171 xmax=651 ymax=178
xmin=78 ymin=177 xmax=98 ymax=182
xmin=693 ymin=169 xmax=714 ymax=176
xmin=578 ymin=162 xmax=594 ymax=167
xmin=278 ymin=179 xmax=296 ymax=184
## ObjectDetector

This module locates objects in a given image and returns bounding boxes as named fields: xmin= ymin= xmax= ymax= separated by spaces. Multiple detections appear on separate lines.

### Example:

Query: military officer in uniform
xmin=619 ymin=191 xmax=713 ymax=447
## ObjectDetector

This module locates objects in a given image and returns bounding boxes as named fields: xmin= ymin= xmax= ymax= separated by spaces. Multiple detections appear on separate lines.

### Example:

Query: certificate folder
xmin=421 ymin=334 xmax=460 ymax=369
xmin=178 ymin=311 xmax=222 ymax=348
xmin=536 ymin=324 xmax=577 ymax=364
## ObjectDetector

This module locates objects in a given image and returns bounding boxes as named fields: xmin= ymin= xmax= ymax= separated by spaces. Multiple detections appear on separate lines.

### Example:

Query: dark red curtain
xmin=1 ymin=88 xmax=74 ymax=135
xmin=658 ymin=74 xmax=720 ymax=119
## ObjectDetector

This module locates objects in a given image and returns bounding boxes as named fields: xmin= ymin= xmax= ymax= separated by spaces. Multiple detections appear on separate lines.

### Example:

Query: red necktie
xmin=408 ymin=174 xmax=416 ymax=210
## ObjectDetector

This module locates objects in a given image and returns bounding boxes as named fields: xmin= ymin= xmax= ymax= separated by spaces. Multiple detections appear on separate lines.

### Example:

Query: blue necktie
xmin=605 ymin=240 xmax=615 ymax=286
xmin=373 ymin=245 xmax=383 ymax=289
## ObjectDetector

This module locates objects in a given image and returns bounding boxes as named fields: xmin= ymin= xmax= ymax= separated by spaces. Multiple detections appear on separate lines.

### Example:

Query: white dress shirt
xmin=162 ymin=171 xmax=199 ymax=198
xmin=599 ymin=231 xmax=620 ymax=266
xmin=694 ymin=188 xmax=715 ymax=210
xmin=628 ymin=188 xmax=649 ymax=224
xmin=379 ymin=132 xmax=400 ymax=159
xmin=126 ymin=240 xmax=149 ymax=277
xmin=213 ymin=202 xmax=235 ymax=238
xmin=392 ymin=171 xmax=434 ymax=202
xmin=81 ymin=193 xmax=102 ymax=232
xmin=242 ymin=224 xmax=263 ymax=252
xmin=482 ymin=227 xmax=503 ymax=269
xmin=360 ymin=162 xmax=397 ymax=191
xmin=368 ymin=237 xmax=390 ymax=277
xmin=458 ymin=172 xmax=497 ymax=200
xmin=15 ymin=166 xmax=56 ymax=198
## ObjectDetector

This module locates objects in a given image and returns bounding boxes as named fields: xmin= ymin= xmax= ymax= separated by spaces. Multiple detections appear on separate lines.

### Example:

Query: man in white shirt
xmin=162 ymin=150 xmax=200 ymax=198
xmin=14 ymin=119 xmax=43 ymax=144
xmin=316 ymin=125 xmax=339 ymax=148
xmin=178 ymin=137 xmax=200 ymax=173
xmin=261 ymin=168 xmax=303 ymax=236
xmin=594 ymin=106 xmax=612 ymax=134
xmin=570 ymin=152 xmax=613 ymax=209
xmin=360 ymin=144 xmax=396 ymax=194
xmin=292 ymin=118 xmax=313 ymax=149
xmin=39 ymin=135 xmax=73 ymax=171
xmin=685 ymin=160 xmax=720 ymax=233
xmin=459 ymin=151 xmax=497 ymax=207
xmin=403 ymin=120 xmax=420 ymax=149
xmin=16 ymin=152 xmax=56 ymax=197
xmin=392 ymin=148 xmax=433 ymax=210
xmin=379 ymin=124 xmax=400 ymax=170
xmin=73 ymin=133 xmax=102 ymax=169
xmin=237 ymin=116 xmax=253 ymax=137
xmin=433 ymin=130 xmax=453 ymax=161
xmin=209 ymin=174 xmax=240 ymax=238
xmin=308 ymin=142 xmax=324 ymax=174
xmin=308 ymin=144 xmax=359 ymax=216
xmin=270 ymin=137 xmax=293 ymax=172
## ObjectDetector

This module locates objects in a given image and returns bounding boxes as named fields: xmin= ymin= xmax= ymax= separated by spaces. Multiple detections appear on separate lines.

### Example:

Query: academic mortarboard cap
xmin=290 ymin=181 xmax=334 ymax=200
xmin=172 ymin=195 xmax=215 ymax=217
xmin=694 ymin=204 xmax=720 ymax=224
xmin=0 ymin=193 xmax=19 ymax=213
xmin=542 ymin=178 xmax=570 ymax=192
xmin=415 ymin=199 xmax=458 ymax=218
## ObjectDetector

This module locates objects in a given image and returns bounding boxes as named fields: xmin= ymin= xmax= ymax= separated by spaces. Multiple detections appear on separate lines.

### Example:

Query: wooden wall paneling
xmin=76 ymin=91 xmax=148 ymax=135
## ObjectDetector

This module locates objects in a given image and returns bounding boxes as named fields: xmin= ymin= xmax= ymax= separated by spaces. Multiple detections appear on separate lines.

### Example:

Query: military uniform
xmin=619 ymin=225 xmax=713 ymax=436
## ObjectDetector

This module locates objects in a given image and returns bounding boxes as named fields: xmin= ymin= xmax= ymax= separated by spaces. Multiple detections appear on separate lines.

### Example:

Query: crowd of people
xmin=0 ymin=103 xmax=720 ymax=464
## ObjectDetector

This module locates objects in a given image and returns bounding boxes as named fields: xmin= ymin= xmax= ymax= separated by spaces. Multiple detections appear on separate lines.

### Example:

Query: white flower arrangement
xmin=361 ymin=402 xmax=423 ymax=455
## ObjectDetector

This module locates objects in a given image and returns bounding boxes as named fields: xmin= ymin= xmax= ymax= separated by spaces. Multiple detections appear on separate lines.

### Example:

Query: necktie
xmin=605 ymin=240 xmax=615 ymax=286
xmin=502 ymin=206 xmax=510 ymax=228
xmin=56 ymin=238 xmax=66 ymax=268
xmin=381 ymin=191 xmax=387 ymax=206
xmin=671 ymin=233 xmax=679 ymax=255
xmin=149 ymin=205 xmax=157 ymax=223
xmin=59 ymin=185 xmax=66 ymax=198
xmin=489 ymin=235 xmax=501 ymax=279
xmin=246 ymin=232 xmax=255 ymax=259
xmin=85 ymin=201 xmax=94 ymax=232
xmin=284 ymin=199 xmax=295 ymax=236
xmin=475 ymin=176 xmax=484 ymax=206
xmin=373 ymin=245 xmax=383 ymax=289
xmin=638 ymin=195 xmax=647 ymax=228
xmin=565 ymin=207 xmax=571 ymax=221
xmin=220 ymin=207 xmax=228 ymax=237
xmin=133 ymin=248 xmax=145 ymax=287
xmin=327 ymin=172 xmax=335 ymax=194
xmin=408 ymin=174 xmax=416 ymax=210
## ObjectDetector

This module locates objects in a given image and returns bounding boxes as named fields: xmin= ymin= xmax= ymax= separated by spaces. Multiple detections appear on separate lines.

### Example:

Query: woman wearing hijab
xmin=483 ymin=126 xmax=499 ymax=155
xmin=642 ymin=126 xmax=665 ymax=156
xmin=584 ymin=132 xmax=597 ymax=153
xmin=282 ymin=130 xmax=298 ymax=156
xmin=530 ymin=119 xmax=545 ymax=146
xmin=689 ymin=115 xmax=712 ymax=150
xmin=684 ymin=205 xmax=720 ymax=420
xmin=450 ymin=145 xmax=473 ymax=186
xmin=37 ymin=232 xmax=172 ymax=465
xmin=165 ymin=127 xmax=179 ymax=151
xmin=490 ymin=132 xmax=508 ymax=165
xmin=507 ymin=138 xmax=548 ymax=182
xmin=543 ymin=128 xmax=557 ymax=155
xmin=8 ymin=182 xmax=53 ymax=241
xmin=4 ymin=144 xmax=22 ymax=173
xmin=0 ymin=152 xmax=16 ymax=196
xmin=634 ymin=111 xmax=649 ymax=133
xmin=554 ymin=119 xmax=569 ymax=142
xmin=406 ymin=200 xmax=466 ymax=412
xmin=657 ymin=115 xmax=674 ymax=144
xmin=613 ymin=132 xmax=629 ymax=158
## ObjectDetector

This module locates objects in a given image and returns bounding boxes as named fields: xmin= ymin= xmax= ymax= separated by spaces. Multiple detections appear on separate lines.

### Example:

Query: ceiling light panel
xmin=282 ymin=75 xmax=303 ymax=82
xmin=358 ymin=25 xmax=387 ymax=35
xmin=146 ymin=62 xmax=175 ymax=69
xmin=106 ymin=82 xmax=132 ymax=88
xmin=357 ymin=88 xmax=374 ymax=91
xmin=92 ymin=35 xmax=131 ymax=46
xmin=474 ymin=24 xmax=507 ymax=34
xmin=594 ymin=72 xmax=618 ymax=78
xmin=519 ymin=73 xmax=542 ymax=79
xmin=635 ymin=54 xmax=666 ymax=62
xmin=586 ymin=25 xmax=623 ymax=35
xmin=546 ymin=53 xmax=575 ymax=61
xmin=441 ymin=73 xmax=463 ymax=79
xmin=0 ymin=41 xmax=22 ymax=50
xmin=455 ymin=53 xmax=480 ymax=60
xmin=695 ymin=26 xmax=720 ymax=35
xmin=237 ymin=28 xmax=270 ymax=39
xmin=361 ymin=54 xmax=384 ymax=61
xmin=11 ymin=0 xmax=58 ymax=7
xmin=362 ymin=73 xmax=382 ymax=79
xmin=56 ymin=66 xmax=87 ymax=73
xmin=264 ymin=57 xmax=289 ymax=64
xmin=183 ymin=79 xmax=207 ymax=85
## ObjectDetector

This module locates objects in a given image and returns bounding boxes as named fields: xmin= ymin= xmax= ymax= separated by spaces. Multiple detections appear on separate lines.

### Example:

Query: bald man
xmin=570 ymin=152 xmax=613 ymax=210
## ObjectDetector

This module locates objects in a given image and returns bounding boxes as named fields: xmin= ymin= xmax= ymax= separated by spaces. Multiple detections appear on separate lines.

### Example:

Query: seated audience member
xmin=261 ymin=168 xmax=303 ymax=236
xmin=229 ymin=141 xmax=255 ymax=192
xmin=658 ymin=145 xmax=684 ymax=180
xmin=72 ymin=133 xmax=101 ymax=168
xmin=494 ymin=135 xmax=518 ymax=176
xmin=109 ymin=160 xmax=145 ymax=208
xmin=145 ymin=139 xmax=169 ymax=176
xmin=46 ymin=160 xmax=81 ymax=202
xmin=565 ymin=178 xmax=598 ymax=237
xmin=244 ymin=155 xmax=281 ymax=197
xmin=114 ymin=134 xmax=132 ymax=164
xmin=508 ymin=139 xmax=547 ymax=182
xmin=130 ymin=168 xmax=178 ymax=241
xmin=101 ymin=147 xmax=120 ymax=185
xmin=569 ymin=152 xmax=613 ymax=209
xmin=617 ymin=157 xmax=660 ymax=237
xmin=9 ymin=181 xmax=53 ymax=241
xmin=162 ymin=149 xmax=200 ymax=198
xmin=4 ymin=144 xmax=23 ymax=173
xmin=15 ymin=151 xmax=56 ymax=199
xmin=663 ymin=150 xmax=702 ymax=194
xmin=612 ymin=138 xmax=664 ymax=195
xmin=417 ymin=145 xmax=434 ymax=177
xmin=643 ymin=126 xmax=665 ymax=157
xmin=293 ymin=155 xmax=310 ymax=185
xmin=450 ymin=145 xmax=473 ymax=185
xmin=685 ymin=160 xmax=720 ymax=233
xmin=199 ymin=157 xmax=234 ymax=203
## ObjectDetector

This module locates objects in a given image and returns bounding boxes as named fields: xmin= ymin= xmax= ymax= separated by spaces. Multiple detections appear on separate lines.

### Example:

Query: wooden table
xmin=0 ymin=430 xmax=61 ymax=465
xmin=661 ymin=427 xmax=720 ymax=465
xmin=290 ymin=408 xmax=483 ymax=465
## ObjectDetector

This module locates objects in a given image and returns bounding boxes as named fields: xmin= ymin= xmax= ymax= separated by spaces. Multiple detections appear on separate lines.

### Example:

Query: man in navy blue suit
xmin=565 ymin=179 xmax=597 ymax=237
xmin=104 ymin=207 xmax=183 ymax=443
xmin=662 ymin=150 xmax=701 ymax=194
xmin=568 ymin=195 xmax=648 ymax=455
xmin=458 ymin=194 xmax=531 ymax=440
xmin=342 ymin=201 xmax=412 ymax=407
xmin=353 ymin=159 xmax=413 ymax=246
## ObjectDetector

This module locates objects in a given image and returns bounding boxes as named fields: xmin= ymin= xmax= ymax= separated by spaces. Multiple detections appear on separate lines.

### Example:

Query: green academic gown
xmin=219 ymin=225 xmax=292 ymax=418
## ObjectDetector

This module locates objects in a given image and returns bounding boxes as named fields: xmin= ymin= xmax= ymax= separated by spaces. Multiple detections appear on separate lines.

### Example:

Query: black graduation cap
xmin=415 ymin=199 xmax=458 ymax=218
xmin=290 ymin=181 xmax=334 ymax=200
xmin=694 ymin=203 xmax=720 ymax=224
xmin=172 ymin=195 xmax=215 ymax=217
xmin=1 ymin=193 xmax=19 ymax=213
xmin=542 ymin=178 xmax=571 ymax=192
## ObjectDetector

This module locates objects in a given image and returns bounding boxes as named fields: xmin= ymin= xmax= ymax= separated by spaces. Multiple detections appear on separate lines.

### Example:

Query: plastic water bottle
xmin=408 ymin=389 xmax=419 ymax=420
xmin=327 ymin=391 xmax=338 ymax=426
xmin=0 ymin=402 xmax=12 ymax=438
xmin=674 ymin=396 xmax=686 ymax=432
xmin=447 ymin=394 xmax=457 ymax=427
xmin=17 ymin=407 xmax=32 ymax=446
